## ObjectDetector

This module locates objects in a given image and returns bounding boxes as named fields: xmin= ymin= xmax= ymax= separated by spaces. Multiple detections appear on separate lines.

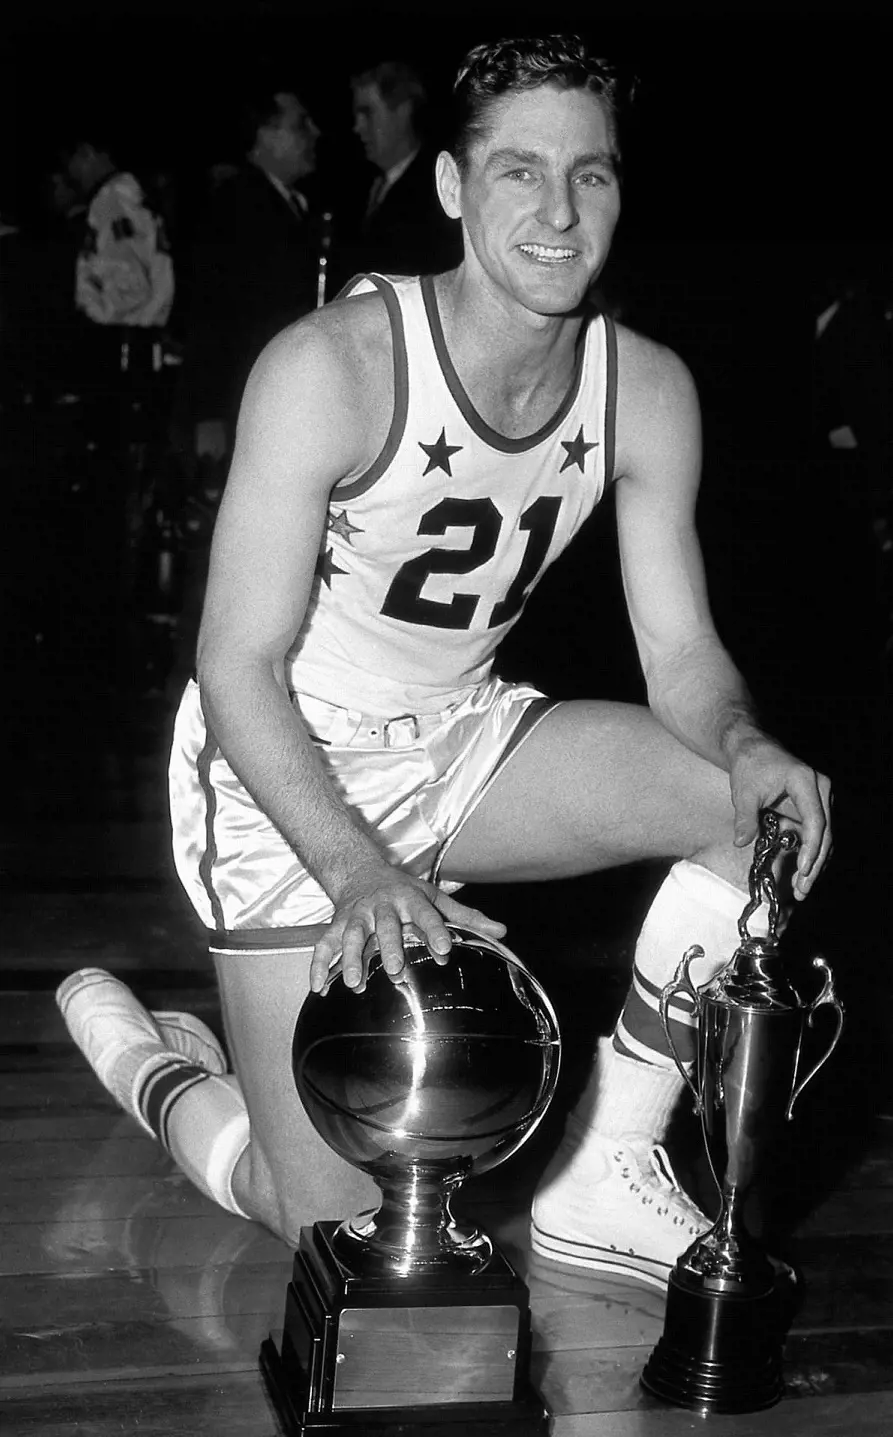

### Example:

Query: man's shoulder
xmin=609 ymin=321 xmax=702 ymax=491
xmin=321 ymin=282 xmax=396 ymax=364
xmin=239 ymin=292 xmax=396 ymax=481
xmin=614 ymin=321 xmax=698 ymax=408
xmin=250 ymin=288 xmax=395 ymax=409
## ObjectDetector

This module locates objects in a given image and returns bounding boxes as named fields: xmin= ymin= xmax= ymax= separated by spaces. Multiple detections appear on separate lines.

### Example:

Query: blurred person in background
xmin=331 ymin=59 xmax=460 ymax=289
xmin=176 ymin=84 xmax=322 ymax=468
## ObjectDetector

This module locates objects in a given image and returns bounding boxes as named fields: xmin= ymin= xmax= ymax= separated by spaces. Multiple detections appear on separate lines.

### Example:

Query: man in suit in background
xmin=167 ymin=85 xmax=322 ymax=690
xmin=178 ymin=86 xmax=322 ymax=465
xmin=344 ymin=59 xmax=461 ymax=282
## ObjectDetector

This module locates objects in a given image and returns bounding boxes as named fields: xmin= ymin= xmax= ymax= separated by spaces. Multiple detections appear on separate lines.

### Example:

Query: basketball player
xmin=57 ymin=35 xmax=831 ymax=1290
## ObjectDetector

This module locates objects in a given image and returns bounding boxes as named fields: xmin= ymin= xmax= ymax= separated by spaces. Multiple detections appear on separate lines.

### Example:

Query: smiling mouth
xmin=517 ymin=243 xmax=579 ymax=264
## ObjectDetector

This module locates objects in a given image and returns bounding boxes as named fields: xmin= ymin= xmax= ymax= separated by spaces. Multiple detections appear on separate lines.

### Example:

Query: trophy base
xmin=640 ymin=1269 xmax=785 ymax=1414
xmin=260 ymin=1221 xmax=549 ymax=1436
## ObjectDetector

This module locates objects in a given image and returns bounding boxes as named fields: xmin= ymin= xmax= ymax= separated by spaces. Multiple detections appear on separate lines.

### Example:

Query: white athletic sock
xmin=57 ymin=969 xmax=250 ymax=1218
xmin=152 ymin=1010 xmax=227 ymax=1074
xmin=568 ymin=1037 xmax=681 ymax=1149
xmin=614 ymin=858 xmax=765 ymax=1071
xmin=551 ymin=862 xmax=765 ymax=1164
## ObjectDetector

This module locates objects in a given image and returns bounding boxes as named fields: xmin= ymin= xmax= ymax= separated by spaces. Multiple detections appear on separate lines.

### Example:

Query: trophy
xmin=260 ymin=925 xmax=561 ymax=1435
xmin=641 ymin=810 xmax=844 ymax=1413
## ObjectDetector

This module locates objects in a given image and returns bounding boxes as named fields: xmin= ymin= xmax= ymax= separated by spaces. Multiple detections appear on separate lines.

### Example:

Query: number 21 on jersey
xmin=381 ymin=495 xmax=562 ymax=631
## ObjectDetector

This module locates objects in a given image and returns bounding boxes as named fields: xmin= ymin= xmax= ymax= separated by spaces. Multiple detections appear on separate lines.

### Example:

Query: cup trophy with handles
xmin=641 ymin=809 xmax=844 ymax=1413
xmin=260 ymin=924 xmax=561 ymax=1435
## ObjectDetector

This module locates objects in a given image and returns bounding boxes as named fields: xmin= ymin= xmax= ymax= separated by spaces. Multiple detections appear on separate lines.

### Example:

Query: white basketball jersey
xmin=287 ymin=273 xmax=617 ymax=714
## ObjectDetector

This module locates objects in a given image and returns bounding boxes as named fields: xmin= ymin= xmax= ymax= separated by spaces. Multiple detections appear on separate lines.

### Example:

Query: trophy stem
xmin=331 ymin=1165 xmax=494 ymax=1278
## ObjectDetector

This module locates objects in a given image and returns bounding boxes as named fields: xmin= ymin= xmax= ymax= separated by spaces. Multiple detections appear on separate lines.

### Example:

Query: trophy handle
xmin=659 ymin=946 xmax=704 ymax=1113
xmin=786 ymin=956 xmax=845 ymax=1119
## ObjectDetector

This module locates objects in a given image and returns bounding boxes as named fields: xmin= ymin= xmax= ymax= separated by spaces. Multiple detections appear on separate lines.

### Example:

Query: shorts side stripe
xmin=195 ymin=712 xmax=226 ymax=933
xmin=432 ymin=696 xmax=560 ymax=884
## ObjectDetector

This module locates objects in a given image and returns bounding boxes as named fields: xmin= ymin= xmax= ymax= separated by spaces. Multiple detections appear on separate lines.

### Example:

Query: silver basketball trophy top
xmin=293 ymin=925 xmax=561 ymax=1279
xmin=642 ymin=809 xmax=844 ymax=1413
xmin=262 ymin=924 xmax=561 ymax=1435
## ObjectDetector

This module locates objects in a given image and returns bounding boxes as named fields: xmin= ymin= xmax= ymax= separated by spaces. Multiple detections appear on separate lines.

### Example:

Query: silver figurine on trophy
xmin=641 ymin=809 xmax=844 ymax=1413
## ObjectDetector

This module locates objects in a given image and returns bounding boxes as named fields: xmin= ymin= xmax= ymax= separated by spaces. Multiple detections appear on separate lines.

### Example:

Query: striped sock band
xmin=136 ymin=1055 xmax=210 ymax=1151
xmin=614 ymin=961 xmax=698 ymax=1068
xmin=612 ymin=859 xmax=757 ymax=1069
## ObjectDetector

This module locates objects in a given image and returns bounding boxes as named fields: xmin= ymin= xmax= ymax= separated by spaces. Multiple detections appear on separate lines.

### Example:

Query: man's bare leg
xmin=442 ymin=699 xmax=750 ymax=886
xmin=215 ymin=947 xmax=379 ymax=1245
xmin=57 ymin=951 xmax=379 ymax=1247
xmin=442 ymin=700 xmax=782 ymax=1288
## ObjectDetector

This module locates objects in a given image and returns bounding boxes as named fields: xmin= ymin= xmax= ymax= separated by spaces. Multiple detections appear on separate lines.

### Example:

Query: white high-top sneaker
xmin=530 ymin=1132 xmax=710 ymax=1291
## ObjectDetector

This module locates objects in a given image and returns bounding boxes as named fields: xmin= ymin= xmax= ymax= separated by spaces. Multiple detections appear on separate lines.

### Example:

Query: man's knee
xmin=690 ymin=824 xmax=752 ymax=891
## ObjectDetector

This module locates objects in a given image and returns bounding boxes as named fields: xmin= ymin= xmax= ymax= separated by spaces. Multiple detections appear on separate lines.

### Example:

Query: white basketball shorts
xmin=169 ymin=676 xmax=557 ymax=949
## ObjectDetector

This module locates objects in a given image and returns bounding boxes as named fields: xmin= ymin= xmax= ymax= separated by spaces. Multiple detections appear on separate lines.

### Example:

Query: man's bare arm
xmin=196 ymin=311 xmax=503 ymax=987
xmin=612 ymin=331 xmax=832 ymax=894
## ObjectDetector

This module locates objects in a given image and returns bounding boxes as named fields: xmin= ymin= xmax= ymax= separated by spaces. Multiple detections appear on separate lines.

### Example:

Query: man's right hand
xmin=309 ymin=864 xmax=507 ymax=995
xmin=195 ymin=418 xmax=229 ymax=462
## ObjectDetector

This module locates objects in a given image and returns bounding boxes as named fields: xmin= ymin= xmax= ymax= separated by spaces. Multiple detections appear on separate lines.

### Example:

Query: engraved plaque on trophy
xmin=641 ymin=810 xmax=845 ymax=1413
xmin=260 ymin=926 xmax=561 ymax=1435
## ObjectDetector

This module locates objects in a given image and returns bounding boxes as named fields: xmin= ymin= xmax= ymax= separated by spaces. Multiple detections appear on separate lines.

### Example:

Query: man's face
xmin=439 ymin=84 xmax=622 ymax=319
xmin=259 ymin=93 xmax=320 ymax=183
xmin=352 ymin=82 xmax=413 ymax=172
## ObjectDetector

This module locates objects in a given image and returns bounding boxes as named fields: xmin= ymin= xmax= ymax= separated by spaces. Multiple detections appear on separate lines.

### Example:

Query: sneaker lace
xmin=615 ymin=1142 xmax=703 ymax=1233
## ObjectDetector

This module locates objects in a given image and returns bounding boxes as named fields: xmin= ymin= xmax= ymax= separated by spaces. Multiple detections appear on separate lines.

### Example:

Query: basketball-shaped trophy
xmin=261 ymin=925 xmax=561 ymax=1434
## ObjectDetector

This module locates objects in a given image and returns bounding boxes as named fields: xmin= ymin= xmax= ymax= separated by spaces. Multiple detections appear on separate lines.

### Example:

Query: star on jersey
xmin=327 ymin=508 xmax=363 ymax=543
xmin=559 ymin=424 xmax=598 ymax=474
xmin=315 ymin=546 xmax=347 ymax=587
xmin=419 ymin=428 xmax=463 ymax=477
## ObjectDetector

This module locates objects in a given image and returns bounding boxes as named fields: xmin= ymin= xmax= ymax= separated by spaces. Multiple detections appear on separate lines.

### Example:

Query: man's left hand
xmin=729 ymin=737 xmax=833 ymax=899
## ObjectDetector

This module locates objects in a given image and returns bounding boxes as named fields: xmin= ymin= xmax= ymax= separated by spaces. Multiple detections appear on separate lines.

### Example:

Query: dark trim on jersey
xmin=420 ymin=274 xmax=589 ymax=455
xmin=331 ymin=274 xmax=409 ymax=501
xmin=209 ymin=924 xmax=330 ymax=953
xmin=603 ymin=315 xmax=618 ymax=486
xmin=196 ymin=709 xmax=226 ymax=932
xmin=332 ymin=272 xmax=370 ymax=303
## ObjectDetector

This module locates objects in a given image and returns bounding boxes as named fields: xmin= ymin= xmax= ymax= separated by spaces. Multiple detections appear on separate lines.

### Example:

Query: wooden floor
xmin=1 ymin=684 xmax=891 ymax=1437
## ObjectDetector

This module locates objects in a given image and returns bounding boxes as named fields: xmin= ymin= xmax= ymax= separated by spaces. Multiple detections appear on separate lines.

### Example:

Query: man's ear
xmin=435 ymin=151 xmax=462 ymax=220
xmin=396 ymin=98 xmax=415 ymax=133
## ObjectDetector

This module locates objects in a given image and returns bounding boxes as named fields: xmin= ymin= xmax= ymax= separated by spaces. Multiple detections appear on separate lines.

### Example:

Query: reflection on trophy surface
xmin=260 ymin=924 xmax=560 ymax=1435
xmin=641 ymin=809 xmax=844 ymax=1413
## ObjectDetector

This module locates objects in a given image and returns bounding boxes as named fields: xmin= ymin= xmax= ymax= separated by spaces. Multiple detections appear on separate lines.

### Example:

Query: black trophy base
xmin=641 ymin=1269 xmax=786 ymax=1414
xmin=260 ymin=1221 xmax=549 ymax=1436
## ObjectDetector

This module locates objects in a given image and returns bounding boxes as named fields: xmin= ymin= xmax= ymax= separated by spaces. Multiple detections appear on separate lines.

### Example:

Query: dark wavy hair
xmin=450 ymin=35 xmax=633 ymax=174
xmin=351 ymin=60 xmax=428 ymax=127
